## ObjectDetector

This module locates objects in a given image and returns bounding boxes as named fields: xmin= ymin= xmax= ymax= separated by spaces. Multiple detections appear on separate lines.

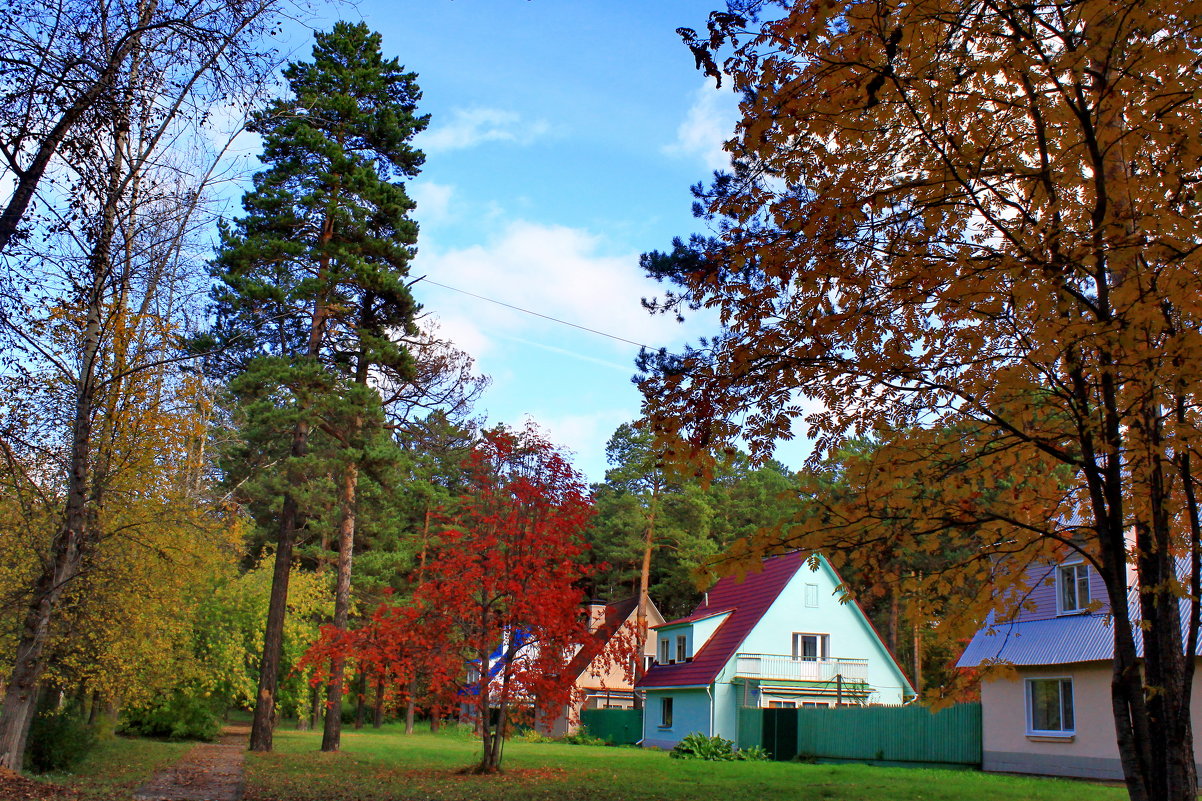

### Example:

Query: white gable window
xmin=792 ymin=633 xmax=829 ymax=660
xmin=1027 ymin=677 xmax=1074 ymax=735
xmin=676 ymin=634 xmax=687 ymax=662
xmin=659 ymin=637 xmax=671 ymax=664
xmin=804 ymin=583 xmax=819 ymax=607
xmin=1057 ymin=562 xmax=1090 ymax=614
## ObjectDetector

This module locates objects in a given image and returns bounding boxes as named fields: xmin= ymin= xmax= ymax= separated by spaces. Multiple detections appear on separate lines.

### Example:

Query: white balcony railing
xmin=734 ymin=653 xmax=868 ymax=683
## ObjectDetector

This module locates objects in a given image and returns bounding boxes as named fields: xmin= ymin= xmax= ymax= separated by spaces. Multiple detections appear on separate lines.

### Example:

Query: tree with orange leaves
xmin=640 ymin=3 xmax=1202 ymax=799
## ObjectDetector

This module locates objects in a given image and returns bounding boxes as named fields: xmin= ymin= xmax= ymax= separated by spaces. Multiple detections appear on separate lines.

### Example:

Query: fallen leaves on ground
xmin=0 ymin=766 xmax=79 ymax=800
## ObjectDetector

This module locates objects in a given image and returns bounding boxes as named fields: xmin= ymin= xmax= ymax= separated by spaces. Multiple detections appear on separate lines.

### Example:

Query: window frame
xmin=804 ymin=583 xmax=819 ymax=608
xmin=1056 ymin=562 xmax=1091 ymax=615
xmin=1025 ymin=676 xmax=1075 ymax=736
xmin=659 ymin=637 xmax=671 ymax=664
xmin=675 ymin=634 xmax=687 ymax=663
xmin=792 ymin=632 xmax=830 ymax=660
xmin=660 ymin=697 xmax=673 ymax=728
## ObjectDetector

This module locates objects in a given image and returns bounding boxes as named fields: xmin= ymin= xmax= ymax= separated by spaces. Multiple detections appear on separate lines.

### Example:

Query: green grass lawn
xmin=244 ymin=723 xmax=1128 ymax=801
xmin=32 ymin=734 xmax=192 ymax=799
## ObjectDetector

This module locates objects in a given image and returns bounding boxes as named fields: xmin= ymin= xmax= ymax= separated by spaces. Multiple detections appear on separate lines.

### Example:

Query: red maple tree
xmin=304 ymin=425 xmax=597 ymax=772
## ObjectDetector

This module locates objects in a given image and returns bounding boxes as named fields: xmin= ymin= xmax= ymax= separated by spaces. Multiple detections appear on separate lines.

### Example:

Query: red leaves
xmin=302 ymin=425 xmax=596 ymax=732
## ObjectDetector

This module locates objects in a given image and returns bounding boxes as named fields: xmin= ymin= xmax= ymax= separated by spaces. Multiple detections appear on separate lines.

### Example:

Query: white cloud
xmin=508 ymin=410 xmax=631 ymax=484
xmin=420 ymin=108 xmax=550 ymax=152
xmin=410 ymin=181 xmax=455 ymax=224
xmin=412 ymin=219 xmax=705 ymax=360
xmin=663 ymin=81 xmax=740 ymax=171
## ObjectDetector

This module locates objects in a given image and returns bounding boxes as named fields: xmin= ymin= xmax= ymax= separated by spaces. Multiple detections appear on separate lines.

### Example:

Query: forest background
xmin=0 ymin=0 xmax=1004 ymax=782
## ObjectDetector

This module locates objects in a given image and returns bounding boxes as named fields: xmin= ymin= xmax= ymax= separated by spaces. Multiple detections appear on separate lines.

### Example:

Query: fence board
xmin=579 ymin=708 xmax=642 ymax=745
xmin=740 ymin=703 xmax=981 ymax=766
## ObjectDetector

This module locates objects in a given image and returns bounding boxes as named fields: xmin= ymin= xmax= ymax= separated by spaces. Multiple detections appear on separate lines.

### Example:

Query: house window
xmin=1027 ymin=677 xmax=1074 ymax=735
xmin=1058 ymin=562 xmax=1091 ymax=614
xmin=767 ymin=700 xmax=797 ymax=708
xmin=804 ymin=583 xmax=819 ymax=608
xmin=676 ymin=634 xmax=687 ymax=662
xmin=659 ymin=637 xmax=671 ymax=664
xmin=660 ymin=697 xmax=673 ymax=728
xmin=800 ymin=701 xmax=829 ymax=708
xmin=792 ymin=633 xmax=829 ymax=660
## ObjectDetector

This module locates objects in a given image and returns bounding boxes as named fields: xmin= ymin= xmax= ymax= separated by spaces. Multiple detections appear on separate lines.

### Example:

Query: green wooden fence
xmin=737 ymin=703 xmax=981 ymax=767
xmin=579 ymin=708 xmax=643 ymax=745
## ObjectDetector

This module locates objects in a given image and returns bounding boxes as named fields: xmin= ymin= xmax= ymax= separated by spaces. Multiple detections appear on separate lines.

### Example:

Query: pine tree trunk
xmin=353 ymin=671 xmax=366 ymax=730
xmin=404 ymin=680 xmax=416 ymax=735
xmin=250 ymin=204 xmax=332 ymax=752
xmin=372 ymin=674 xmax=384 ymax=728
xmin=249 ymin=486 xmax=301 ymax=751
xmin=322 ymin=458 xmax=359 ymax=752
xmin=633 ymin=481 xmax=659 ymax=712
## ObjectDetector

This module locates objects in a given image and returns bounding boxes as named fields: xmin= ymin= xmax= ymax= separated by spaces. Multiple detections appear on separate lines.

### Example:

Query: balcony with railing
xmin=734 ymin=653 xmax=869 ymax=683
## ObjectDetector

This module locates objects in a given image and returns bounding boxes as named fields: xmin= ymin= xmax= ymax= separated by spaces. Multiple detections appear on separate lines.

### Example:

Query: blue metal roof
xmin=958 ymin=589 xmax=1202 ymax=668
xmin=957 ymin=613 xmax=1116 ymax=667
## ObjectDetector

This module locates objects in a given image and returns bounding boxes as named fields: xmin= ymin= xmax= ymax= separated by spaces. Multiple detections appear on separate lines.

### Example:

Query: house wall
xmin=730 ymin=559 xmax=911 ymax=705
xmin=655 ymin=612 xmax=729 ymax=664
xmin=712 ymin=679 xmax=740 ymax=741
xmin=1011 ymin=562 xmax=1110 ymax=623
xmin=641 ymin=688 xmax=711 ymax=749
xmin=981 ymin=660 xmax=1202 ymax=779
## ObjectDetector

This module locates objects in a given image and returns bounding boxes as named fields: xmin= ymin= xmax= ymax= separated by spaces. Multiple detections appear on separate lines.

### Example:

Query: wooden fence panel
xmin=579 ymin=708 xmax=642 ymax=744
xmin=739 ymin=703 xmax=982 ymax=766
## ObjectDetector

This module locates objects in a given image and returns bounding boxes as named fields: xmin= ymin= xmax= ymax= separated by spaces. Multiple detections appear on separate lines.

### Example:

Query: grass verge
xmin=31 ymin=734 xmax=191 ymax=799
xmin=244 ymin=723 xmax=1129 ymax=801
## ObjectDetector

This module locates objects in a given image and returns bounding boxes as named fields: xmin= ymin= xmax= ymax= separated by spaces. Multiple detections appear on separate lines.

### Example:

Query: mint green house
xmin=638 ymin=552 xmax=914 ymax=749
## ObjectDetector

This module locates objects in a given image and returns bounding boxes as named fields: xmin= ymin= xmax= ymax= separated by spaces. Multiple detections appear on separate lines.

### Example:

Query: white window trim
xmin=1056 ymin=561 xmax=1091 ymax=616
xmin=1025 ymin=676 xmax=1075 ymax=736
xmin=792 ymin=632 xmax=830 ymax=660
xmin=659 ymin=637 xmax=671 ymax=664
xmin=675 ymin=634 xmax=688 ymax=662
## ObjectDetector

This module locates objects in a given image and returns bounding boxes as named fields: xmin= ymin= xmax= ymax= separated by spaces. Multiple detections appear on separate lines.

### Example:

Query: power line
xmin=417 ymin=277 xmax=654 ymax=350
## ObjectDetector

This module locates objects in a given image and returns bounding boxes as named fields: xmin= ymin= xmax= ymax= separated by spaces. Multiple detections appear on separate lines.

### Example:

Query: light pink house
xmin=959 ymin=559 xmax=1202 ymax=780
xmin=541 ymin=596 xmax=664 ymax=736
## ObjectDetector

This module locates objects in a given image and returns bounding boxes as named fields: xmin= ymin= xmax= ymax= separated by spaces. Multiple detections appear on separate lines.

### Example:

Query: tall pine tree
xmin=209 ymin=21 xmax=427 ymax=752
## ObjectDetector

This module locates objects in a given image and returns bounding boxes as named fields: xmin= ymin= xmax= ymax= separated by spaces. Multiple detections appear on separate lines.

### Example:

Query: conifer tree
xmin=209 ymin=21 xmax=426 ymax=752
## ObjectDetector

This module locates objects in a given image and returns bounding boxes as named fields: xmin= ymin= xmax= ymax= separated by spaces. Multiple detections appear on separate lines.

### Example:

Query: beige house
xmin=542 ymin=596 xmax=664 ymax=737
xmin=959 ymin=559 xmax=1202 ymax=779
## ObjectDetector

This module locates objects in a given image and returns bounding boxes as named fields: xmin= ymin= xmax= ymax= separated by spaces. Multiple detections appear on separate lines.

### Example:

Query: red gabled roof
xmin=637 ymin=552 xmax=806 ymax=689
xmin=566 ymin=596 xmax=639 ymax=679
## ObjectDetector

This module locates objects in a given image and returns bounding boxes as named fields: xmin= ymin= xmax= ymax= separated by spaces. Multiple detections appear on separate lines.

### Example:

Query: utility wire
xmin=417 ymin=277 xmax=654 ymax=350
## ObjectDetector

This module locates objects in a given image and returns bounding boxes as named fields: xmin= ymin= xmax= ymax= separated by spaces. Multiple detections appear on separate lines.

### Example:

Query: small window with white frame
xmin=659 ymin=637 xmax=671 ymax=664
xmin=1057 ymin=562 xmax=1091 ymax=614
xmin=1027 ymin=677 xmax=1074 ymax=735
xmin=804 ymin=583 xmax=819 ymax=607
xmin=660 ymin=697 xmax=673 ymax=728
xmin=676 ymin=634 xmax=687 ymax=662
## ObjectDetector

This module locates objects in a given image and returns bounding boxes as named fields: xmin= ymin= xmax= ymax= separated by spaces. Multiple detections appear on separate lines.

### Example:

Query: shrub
xmin=26 ymin=705 xmax=96 ymax=774
xmin=670 ymin=732 xmax=736 ymax=760
xmin=119 ymin=692 xmax=222 ymax=741
xmin=669 ymin=732 xmax=769 ymax=761
xmin=513 ymin=728 xmax=549 ymax=743
xmin=562 ymin=729 xmax=607 ymax=746
xmin=735 ymin=744 xmax=770 ymax=761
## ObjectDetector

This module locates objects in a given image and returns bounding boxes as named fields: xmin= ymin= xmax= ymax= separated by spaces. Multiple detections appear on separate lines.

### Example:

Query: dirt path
xmin=132 ymin=724 xmax=248 ymax=801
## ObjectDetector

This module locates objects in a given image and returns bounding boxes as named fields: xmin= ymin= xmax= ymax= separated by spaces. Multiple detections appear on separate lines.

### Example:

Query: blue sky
xmin=283 ymin=1 xmax=806 ymax=482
